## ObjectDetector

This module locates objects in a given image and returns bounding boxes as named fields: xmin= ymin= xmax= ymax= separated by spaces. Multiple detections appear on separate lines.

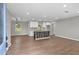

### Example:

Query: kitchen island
xmin=34 ymin=31 xmax=50 ymax=40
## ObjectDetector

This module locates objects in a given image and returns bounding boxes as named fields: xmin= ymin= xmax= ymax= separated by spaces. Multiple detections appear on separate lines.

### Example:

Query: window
xmin=16 ymin=23 xmax=21 ymax=32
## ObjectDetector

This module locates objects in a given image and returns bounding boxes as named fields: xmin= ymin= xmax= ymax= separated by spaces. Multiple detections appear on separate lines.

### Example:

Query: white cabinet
xmin=29 ymin=21 xmax=38 ymax=28
xmin=28 ymin=21 xmax=38 ymax=36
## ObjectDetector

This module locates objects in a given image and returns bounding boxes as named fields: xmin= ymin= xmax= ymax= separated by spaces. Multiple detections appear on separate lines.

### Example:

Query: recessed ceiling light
xmin=32 ymin=18 xmax=35 ymax=20
xmin=77 ymin=11 xmax=79 ymax=13
xmin=44 ymin=16 xmax=46 ymax=18
xmin=64 ymin=4 xmax=67 ymax=8
xmin=26 ymin=12 xmax=30 ymax=15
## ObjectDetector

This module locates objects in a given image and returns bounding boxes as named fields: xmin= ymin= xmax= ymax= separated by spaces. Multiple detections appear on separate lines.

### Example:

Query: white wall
xmin=7 ymin=12 xmax=12 ymax=47
xmin=11 ymin=20 xmax=15 ymax=36
xmin=11 ymin=21 xmax=29 ymax=36
xmin=55 ymin=16 xmax=79 ymax=41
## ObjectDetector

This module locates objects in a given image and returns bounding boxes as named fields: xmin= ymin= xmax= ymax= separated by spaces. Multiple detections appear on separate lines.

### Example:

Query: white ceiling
xmin=7 ymin=3 xmax=79 ymax=21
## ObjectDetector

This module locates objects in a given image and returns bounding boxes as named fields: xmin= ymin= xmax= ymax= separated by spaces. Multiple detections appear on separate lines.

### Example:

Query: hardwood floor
xmin=7 ymin=35 xmax=79 ymax=55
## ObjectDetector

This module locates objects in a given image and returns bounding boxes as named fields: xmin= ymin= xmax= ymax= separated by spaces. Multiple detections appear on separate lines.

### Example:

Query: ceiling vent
xmin=64 ymin=10 xmax=69 ymax=13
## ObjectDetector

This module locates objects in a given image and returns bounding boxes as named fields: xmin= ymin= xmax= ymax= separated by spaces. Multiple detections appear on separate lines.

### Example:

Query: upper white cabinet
xmin=29 ymin=21 xmax=38 ymax=28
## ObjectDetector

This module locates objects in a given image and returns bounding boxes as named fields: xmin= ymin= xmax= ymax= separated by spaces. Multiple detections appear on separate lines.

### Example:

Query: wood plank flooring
xmin=7 ymin=35 xmax=79 ymax=55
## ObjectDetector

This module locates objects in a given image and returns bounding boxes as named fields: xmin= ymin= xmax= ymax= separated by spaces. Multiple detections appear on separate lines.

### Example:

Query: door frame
xmin=0 ymin=3 xmax=7 ymax=55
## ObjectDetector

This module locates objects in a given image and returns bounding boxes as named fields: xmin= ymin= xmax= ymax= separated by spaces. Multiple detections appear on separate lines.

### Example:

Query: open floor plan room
xmin=1 ymin=3 xmax=79 ymax=55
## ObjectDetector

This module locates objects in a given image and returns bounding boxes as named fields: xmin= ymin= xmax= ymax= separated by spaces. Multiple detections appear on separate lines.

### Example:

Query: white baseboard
xmin=55 ymin=35 xmax=79 ymax=41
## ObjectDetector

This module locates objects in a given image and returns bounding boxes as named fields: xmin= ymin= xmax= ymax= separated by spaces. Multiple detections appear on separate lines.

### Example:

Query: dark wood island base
xmin=34 ymin=31 xmax=50 ymax=40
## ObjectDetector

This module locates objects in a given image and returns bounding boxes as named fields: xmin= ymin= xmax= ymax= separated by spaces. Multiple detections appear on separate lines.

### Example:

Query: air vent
xmin=64 ymin=10 xmax=69 ymax=13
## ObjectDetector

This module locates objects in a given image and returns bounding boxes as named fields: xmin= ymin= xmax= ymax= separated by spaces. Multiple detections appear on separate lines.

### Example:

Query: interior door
xmin=0 ymin=3 xmax=6 ymax=55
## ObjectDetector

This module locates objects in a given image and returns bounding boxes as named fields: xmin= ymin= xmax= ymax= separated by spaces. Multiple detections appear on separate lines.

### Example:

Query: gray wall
xmin=55 ymin=16 xmax=79 ymax=41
